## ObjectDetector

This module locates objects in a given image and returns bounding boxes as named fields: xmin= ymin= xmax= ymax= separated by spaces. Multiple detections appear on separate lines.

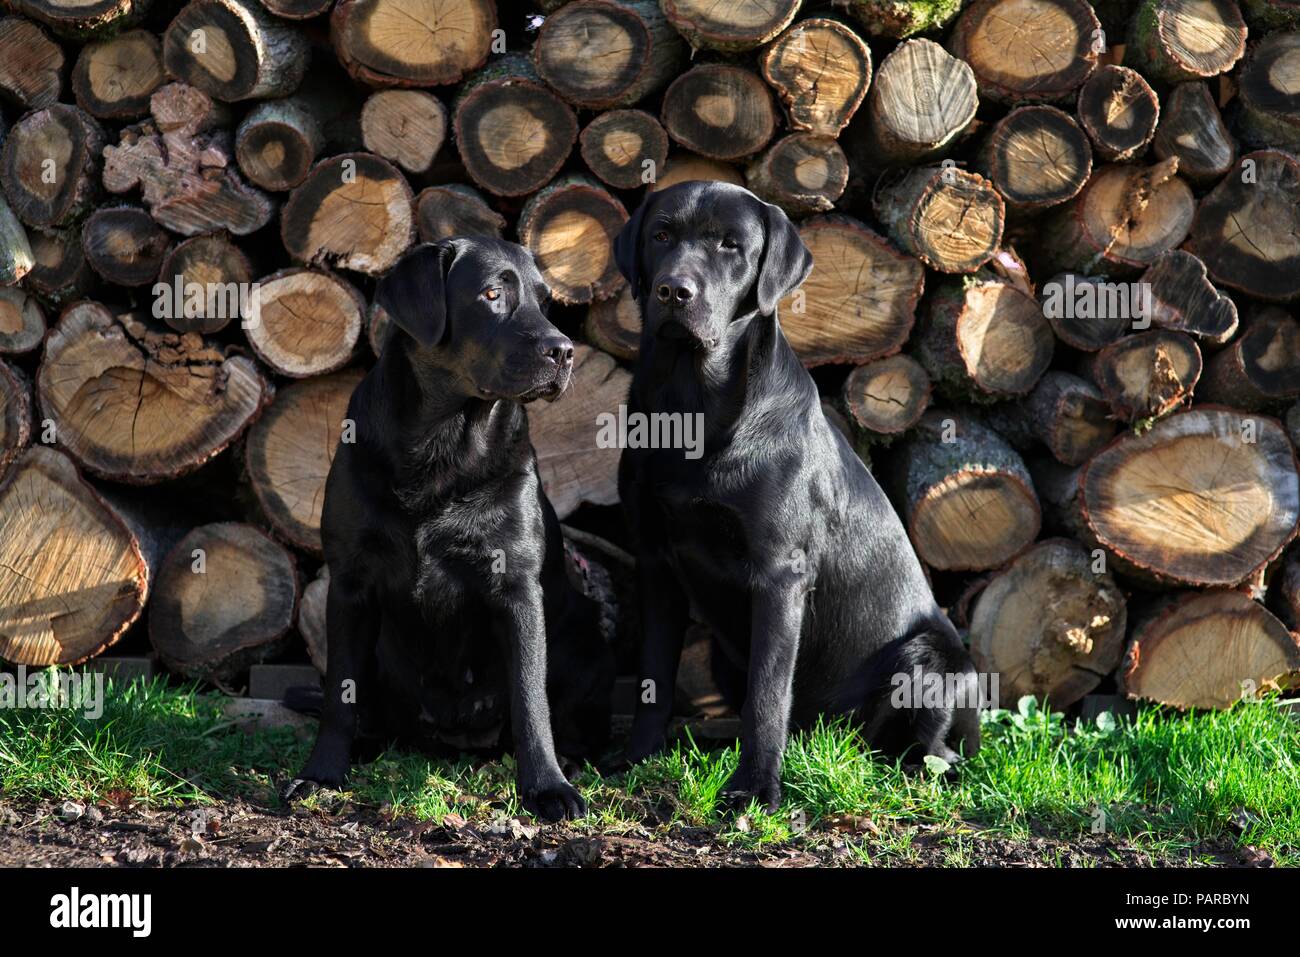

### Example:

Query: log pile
xmin=0 ymin=0 xmax=1296 ymax=716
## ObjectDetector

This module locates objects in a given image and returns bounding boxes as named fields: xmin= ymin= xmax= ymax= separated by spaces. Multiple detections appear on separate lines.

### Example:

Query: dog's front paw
xmin=281 ymin=777 xmax=323 ymax=803
xmin=722 ymin=766 xmax=782 ymax=814
xmin=521 ymin=779 xmax=587 ymax=823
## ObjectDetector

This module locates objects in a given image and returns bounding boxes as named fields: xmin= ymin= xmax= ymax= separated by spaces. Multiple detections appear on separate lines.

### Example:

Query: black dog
xmin=283 ymin=238 xmax=612 ymax=822
xmin=614 ymin=182 xmax=980 ymax=810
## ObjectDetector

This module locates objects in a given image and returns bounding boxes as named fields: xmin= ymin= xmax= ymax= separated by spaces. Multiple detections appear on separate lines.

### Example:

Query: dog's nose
xmin=539 ymin=336 xmax=574 ymax=366
xmin=655 ymin=276 xmax=696 ymax=305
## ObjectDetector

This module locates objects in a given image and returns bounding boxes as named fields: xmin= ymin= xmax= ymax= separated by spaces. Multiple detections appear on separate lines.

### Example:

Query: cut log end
xmin=661 ymin=64 xmax=778 ymax=162
xmin=1152 ymin=81 xmax=1234 ymax=184
xmin=1126 ymin=0 xmax=1246 ymax=85
xmin=584 ymin=284 xmax=642 ymax=362
xmin=0 ymin=360 xmax=33 ymax=481
xmin=517 ymin=178 xmax=628 ymax=306
xmin=162 ymin=0 xmax=309 ymax=102
xmin=415 ymin=185 xmax=505 ymax=243
xmin=0 ymin=287 xmax=48 ymax=356
xmin=246 ymin=268 xmax=364 ymax=378
xmin=760 ymin=18 xmax=871 ymax=137
xmin=842 ymin=354 xmax=931 ymax=440
xmin=1089 ymin=330 xmax=1202 ymax=422
xmin=156 ymin=233 xmax=256 ymax=335
xmin=332 ymin=0 xmax=495 ymax=87
xmin=81 ymin=205 xmax=171 ymax=287
xmin=978 ymin=106 xmax=1092 ymax=213
xmin=360 ymin=90 xmax=447 ymax=175
xmin=1076 ymin=65 xmax=1159 ymax=163
xmin=875 ymin=168 xmax=1005 ymax=275
xmin=149 ymin=522 xmax=298 ymax=683
xmin=579 ymin=110 xmax=669 ymax=191
xmin=72 ymin=28 xmax=164 ymax=119
xmin=661 ymin=0 xmax=801 ymax=51
xmin=745 ymin=134 xmax=848 ymax=218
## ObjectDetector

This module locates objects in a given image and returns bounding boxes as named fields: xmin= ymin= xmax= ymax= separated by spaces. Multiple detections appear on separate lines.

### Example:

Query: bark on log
xmin=263 ymin=0 xmax=332 ymax=17
xmin=893 ymin=410 xmax=1042 ymax=571
xmin=149 ymin=522 xmax=298 ymax=683
xmin=842 ymin=354 xmax=931 ymax=442
xmin=874 ymin=167 xmax=1004 ymax=274
xmin=1237 ymin=33 xmax=1300 ymax=155
xmin=245 ymin=267 xmax=364 ymax=378
xmin=1141 ymin=249 xmax=1237 ymax=344
xmin=162 ymin=0 xmax=309 ymax=102
xmin=1 ymin=104 xmax=104 ymax=228
xmin=838 ymin=0 xmax=964 ymax=38
xmin=948 ymin=0 xmax=1100 ymax=104
xmin=1151 ymin=81 xmax=1234 ymax=184
xmin=745 ymin=134 xmax=848 ymax=217
xmin=0 ymin=445 xmax=148 ymax=666
xmin=0 ymin=286 xmax=47 ymax=357
xmin=0 ymin=359 xmax=32 ymax=481
xmin=533 ymin=0 xmax=686 ymax=108
xmin=1080 ymin=407 xmax=1300 ymax=587
xmin=103 ymin=83 xmax=274 ymax=237
xmin=81 ymin=205 xmax=171 ymax=287
xmin=245 ymin=368 xmax=365 ymax=556
xmin=759 ymin=18 xmax=871 ymax=138
xmin=9 ymin=0 xmax=149 ymax=38
xmin=1038 ymin=159 xmax=1194 ymax=276
xmin=234 ymin=97 xmax=325 ymax=191
xmin=0 ymin=198 xmax=34 ymax=287
xmin=1123 ymin=591 xmax=1300 ymax=710
xmin=516 ymin=176 xmax=628 ymax=306
xmin=1125 ymin=0 xmax=1246 ymax=85
xmin=1241 ymin=0 xmax=1300 ymax=31
xmin=1040 ymin=273 xmax=1133 ymax=352
xmin=0 ymin=16 xmax=64 ymax=110
xmin=777 ymin=214 xmax=924 ymax=367
xmin=1076 ymin=65 xmax=1159 ymax=163
xmin=72 ymin=28 xmax=164 ymax=120
xmin=155 ymin=232 xmax=256 ymax=334
xmin=916 ymin=274 xmax=1054 ymax=401
xmin=1197 ymin=309 xmax=1300 ymax=411
xmin=584 ymin=283 xmax=641 ymax=362
xmin=1185 ymin=151 xmax=1300 ymax=302
xmin=579 ymin=110 xmax=669 ymax=191
xmin=1028 ymin=454 xmax=1086 ymax=538
xmin=660 ymin=64 xmax=778 ymax=161
xmin=21 ymin=226 xmax=89 ymax=307
xmin=36 ymin=302 xmax=270 ymax=483
xmin=281 ymin=152 xmax=414 ymax=275
xmin=360 ymin=90 xmax=446 ymax=175
xmin=975 ymin=105 xmax=1092 ymax=213
xmin=969 ymin=538 xmax=1128 ymax=709
xmin=453 ymin=55 xmax=578 ymax=197
xmin=846 ymin=38 xmax=977 ymax=169
xmin=660 ymin=0 xmax=801 ymax=51
xmin=1087 ymin=329 xmax=1202 ymax=422
xmin=528 ymin=344 xmax=631 ymax=520
xmin=414 ymin=184 xmax=505 ymax=242
xmin=331 ymin=0 xmax=495 ymax=88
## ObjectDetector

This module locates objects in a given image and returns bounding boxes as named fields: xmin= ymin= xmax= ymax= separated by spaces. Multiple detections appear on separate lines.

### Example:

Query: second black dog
xmin=614 ymin=182 xmax=981 ymax=811
xmin=283 ymin=238 xmax=612 ymax=822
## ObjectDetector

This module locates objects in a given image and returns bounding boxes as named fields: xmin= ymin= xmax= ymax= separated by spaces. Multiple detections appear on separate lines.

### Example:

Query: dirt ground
xmin=0 ymin=797 xmax=1273 ymax=868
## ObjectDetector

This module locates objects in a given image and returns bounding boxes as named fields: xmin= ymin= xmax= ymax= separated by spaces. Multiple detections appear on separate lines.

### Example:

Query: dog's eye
xmin=721 ymin=236 xmax=739 ymax=250
xmin=653 ymin=230 xmax=669 ymax=243
xmin=482 ymin=288 xmax=500 ymax=301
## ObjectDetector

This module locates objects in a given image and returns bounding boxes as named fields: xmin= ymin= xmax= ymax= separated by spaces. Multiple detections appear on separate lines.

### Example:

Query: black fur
xmin=614 ymin=182 xmax=980 ymax=811
xmin=282 ymin=238 xmax=613 ymax=822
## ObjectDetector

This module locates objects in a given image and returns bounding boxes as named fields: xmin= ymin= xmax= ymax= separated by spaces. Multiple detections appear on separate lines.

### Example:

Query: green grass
xmin=1 ymin=674 xmax=1298 ymax=865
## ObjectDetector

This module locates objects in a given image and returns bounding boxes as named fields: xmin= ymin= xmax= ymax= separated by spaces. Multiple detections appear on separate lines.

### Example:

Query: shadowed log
xmin=81 ymin=205 xmax=171 ymax=287
xmin=155 ymin=233 xmax=255 ymax=334
xmin=1087 ymin=329 xmax=1202 ymax=422
xmin=661 ymin=64 xmax=778 ymax=161
xmin=1197 ymin=309 xmax=1300 ymax=412
xmin=0 ymin=16 xmax=64 ymax=110
xmin=1125 ymin=0 xmax=1246 ymax=85
xmin=1 ymin=104 xmax=104 ymax=228
xmin=162 ymin=0 xmax=309 ymax=102
xmin=72 ymin=28 xmax=164 ymax=119
xmin=1237 ymin=33 xmax=1300 ymax=155
xmin=234 ymin=97 xmax=325 ymax=192
xmin=579 ymin=110 xmax=669 ymax=191
xmin=975 ymin=106 xmax=1092 ymax=213
xmin=585 ymin=284 xmax=641 ymax=362
xmin=1152 ymin=81 xmax=1234 ymax=184
xmin=1076 ymin=65 xmax=1159 ymax=163
xmin=415 ymin=184 xmax=505 ymax=242
xmin=0 ymin=287 xmax=45 ymax=356
xmin=516 ymin=176 xmax=627 ymax=306
xmin=1141 ymin=250 xmax=1237 ymax=344
xmin=331 ymin=0 xmax=495 ymax=88
xmin=0 ymin=359 xmax=32 ymax=481
xmin=21 ymin=226 xmax=89 ymax=307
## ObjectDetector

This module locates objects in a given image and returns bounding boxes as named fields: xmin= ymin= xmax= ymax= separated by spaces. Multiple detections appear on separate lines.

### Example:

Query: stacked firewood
xmin=0 ymin=0 xmax=1297 ymax=713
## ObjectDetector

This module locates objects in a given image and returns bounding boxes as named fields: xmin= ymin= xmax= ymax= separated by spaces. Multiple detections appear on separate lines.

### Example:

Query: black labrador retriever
xmin=283 ymin=238 xmax=612 ymax=822
xmin=614 ymin=182 xmax=981 ymax=811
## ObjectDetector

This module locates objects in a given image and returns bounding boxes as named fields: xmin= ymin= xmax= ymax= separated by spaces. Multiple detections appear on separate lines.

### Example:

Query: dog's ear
xmin=613 ymin=197 xmax=649 ymax=298
xmin=373 ymin=241 xmax=455 ymax=346
xmin=755 ymin=200 xmax=813 ymax=315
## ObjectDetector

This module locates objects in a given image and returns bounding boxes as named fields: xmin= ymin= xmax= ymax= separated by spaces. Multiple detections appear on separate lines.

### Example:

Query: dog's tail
xmin=283 ymin=684 xmax=324 ymax=717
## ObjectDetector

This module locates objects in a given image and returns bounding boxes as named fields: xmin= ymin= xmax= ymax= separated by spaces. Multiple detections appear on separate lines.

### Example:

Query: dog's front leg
xmin=624 ymin=553 xmax=689 ymax=764
xmin=495 ymin=583 xmax=587 ymax=822
xmin=724 ymin=576 xmax=805 ymax=813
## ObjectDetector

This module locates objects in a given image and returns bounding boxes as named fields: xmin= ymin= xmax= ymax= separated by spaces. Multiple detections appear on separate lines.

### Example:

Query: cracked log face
xmin=0 ymin=445 xmax=148 ymax=666
xmin=244 ymin=268 xmax=365 ymax=378
xmin=970 ymin=538 xmax=1128 ymax=709
xmin=245 ymin=368 xmax=365 ymax=555
xmin=1081 ymin=408 xmax=1300 ymax=587
xmin=778 ymin=215 xmax=925 ymax=368
xmin=281 ymin=152 xmax=414 ymax=275
xmin=842 ymin=354 xmax=931 ymax=439
xmin=331 ymin=0 xmax=495 ymax=88
xmin=760 ymin=18 xmax=871 ymax=137
xmin=978 ymin=105 xmax=1092 ymax=212
xmin=661 ymin=0 xmax=801 ymax=51
xmin=1186 ymin=151 xmax=1300 ymax=302
xmin=1124 ymin=591 xmax=1300 ymax=710
xmin=35 ymin=302 xmax=270 ymax=483
xmin=1088 ymin=329 xmax=1202 ymax=422
xmin=148 ymin=522 xmax=298 ymax=682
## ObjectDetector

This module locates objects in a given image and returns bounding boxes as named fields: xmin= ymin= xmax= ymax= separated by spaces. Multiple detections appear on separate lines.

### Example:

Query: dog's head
xmin=374 ymin=238 xmax=573 ymax=402
xmin=613 ymin=181 xmax=812 ymax=350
